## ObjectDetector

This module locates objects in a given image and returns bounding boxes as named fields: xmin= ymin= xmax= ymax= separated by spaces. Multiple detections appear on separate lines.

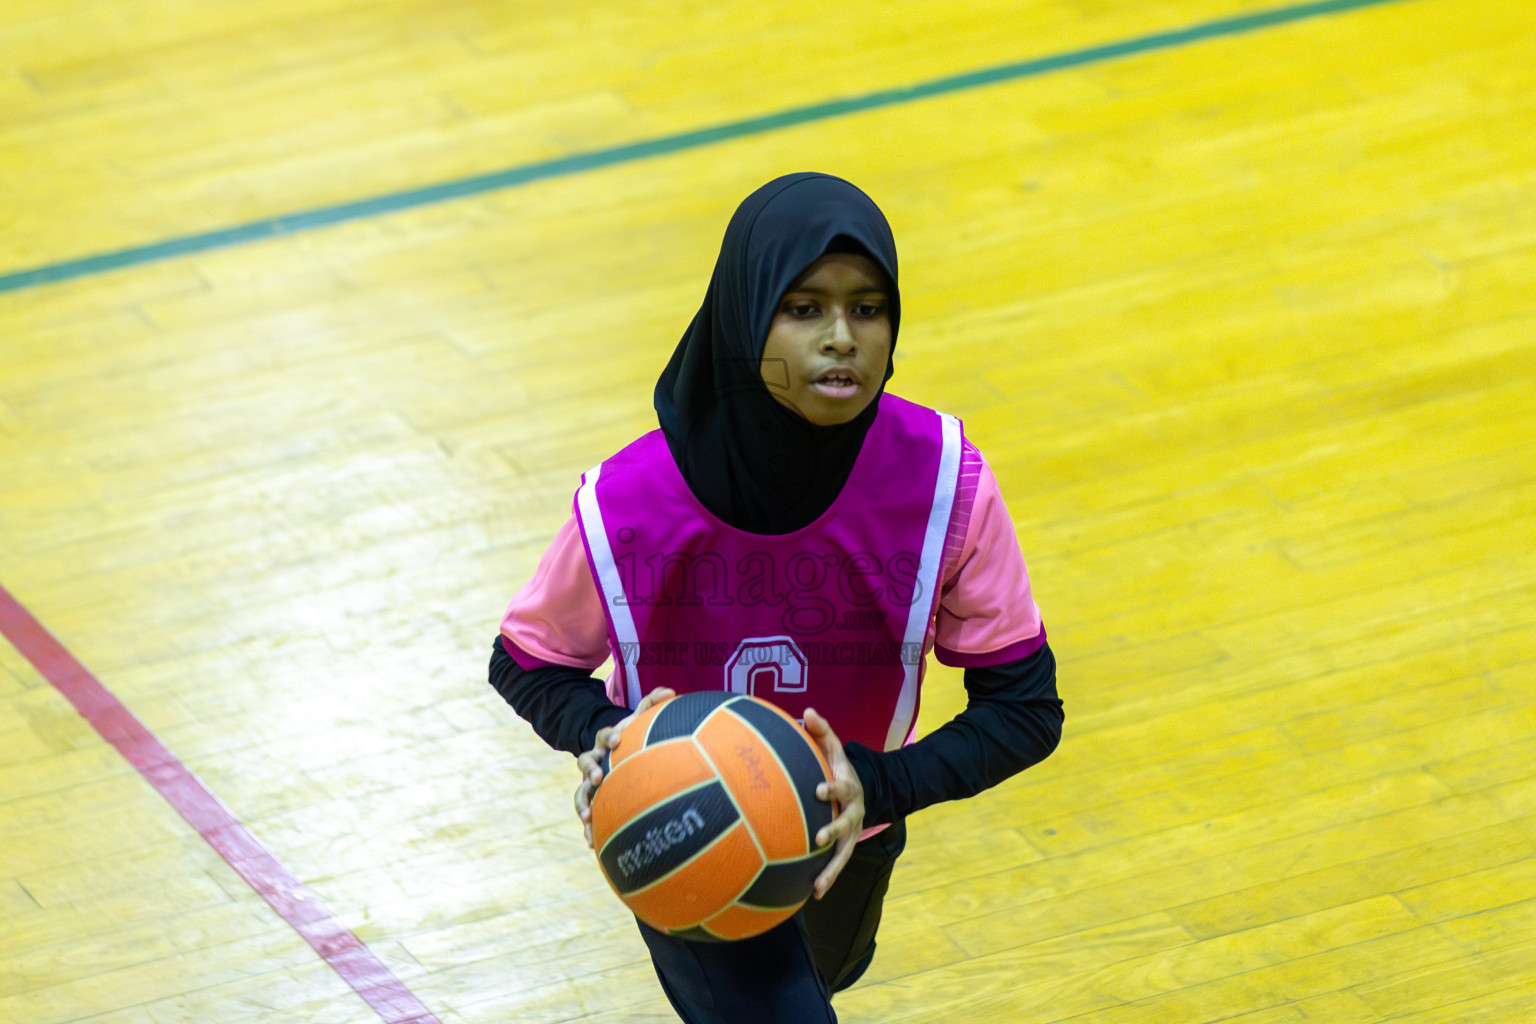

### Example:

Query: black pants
xmin=637 ymin=821 xmax=907 ymax=1024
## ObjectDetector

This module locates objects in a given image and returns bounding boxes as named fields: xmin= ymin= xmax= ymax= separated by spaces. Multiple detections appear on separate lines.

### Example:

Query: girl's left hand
xmin=803 ymin=707 xmax=865 ymax=899
xmin=575 ymin=686 xmax=676 ymax=848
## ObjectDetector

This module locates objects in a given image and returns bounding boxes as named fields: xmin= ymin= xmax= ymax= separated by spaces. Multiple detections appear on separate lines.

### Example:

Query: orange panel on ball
xmin=606 ymin=701 xmax=667 ymax=770
xmin=701 ymin=901 xmax=801 ymax=942
xmin=696 ymin=709 xmax=807 ymax=859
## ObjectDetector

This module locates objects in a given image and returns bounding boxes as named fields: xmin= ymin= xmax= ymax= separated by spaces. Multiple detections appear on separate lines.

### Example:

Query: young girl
xmin=489 ymin=172 xmax=1062 ymax=1023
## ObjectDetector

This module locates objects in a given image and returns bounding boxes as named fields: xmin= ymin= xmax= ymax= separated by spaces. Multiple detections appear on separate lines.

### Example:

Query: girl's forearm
xmin=846 ymin=642 xmax=1062 ymax=825
xmin=488 ymin=636 xmax=629 ymax=757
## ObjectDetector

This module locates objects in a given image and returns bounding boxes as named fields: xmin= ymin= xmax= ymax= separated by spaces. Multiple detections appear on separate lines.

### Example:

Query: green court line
xmin=0 ymin=0 xmax=1415 ymax=294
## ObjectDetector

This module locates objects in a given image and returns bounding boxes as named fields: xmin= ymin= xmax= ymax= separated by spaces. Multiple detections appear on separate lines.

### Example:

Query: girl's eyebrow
xmin=782 ymin=284 xmax=888 ymax=296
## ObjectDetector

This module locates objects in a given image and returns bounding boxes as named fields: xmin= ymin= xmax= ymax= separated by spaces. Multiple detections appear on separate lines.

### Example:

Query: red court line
xmin=0 ymin=583 xmax=443 ymax=1024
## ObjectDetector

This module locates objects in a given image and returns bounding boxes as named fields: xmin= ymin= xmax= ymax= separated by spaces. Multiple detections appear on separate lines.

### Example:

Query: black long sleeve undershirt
xmin=487 ymin=638 xmax=630 ymax=758
xmin=488 ymin=635 xmax=1062 ymax=824
xmin=843 ymin=642 xmax=1061 ymax=825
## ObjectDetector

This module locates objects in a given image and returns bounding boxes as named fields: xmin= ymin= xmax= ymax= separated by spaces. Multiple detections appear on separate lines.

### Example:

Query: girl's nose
xmin=822 ymin=313 xmax=855 ymax=352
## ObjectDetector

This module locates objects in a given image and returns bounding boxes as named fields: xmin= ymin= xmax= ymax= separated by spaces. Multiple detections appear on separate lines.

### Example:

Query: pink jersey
xmin=502 ymin=393 xmax=1045 ymax=754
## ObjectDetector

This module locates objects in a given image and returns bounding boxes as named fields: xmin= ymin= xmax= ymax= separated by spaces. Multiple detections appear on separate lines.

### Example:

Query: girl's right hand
xmin=575 ymin=686 xmax=676 ymax=847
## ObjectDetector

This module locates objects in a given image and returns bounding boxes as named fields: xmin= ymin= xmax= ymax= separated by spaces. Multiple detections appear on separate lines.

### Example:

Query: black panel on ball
xmin=645 ymin=690 xmax=737 ymax=744
xmin=737 ymin=846 xmax=833 ymax=909
xmin=597 ymin=779 xmax=740 ymax=895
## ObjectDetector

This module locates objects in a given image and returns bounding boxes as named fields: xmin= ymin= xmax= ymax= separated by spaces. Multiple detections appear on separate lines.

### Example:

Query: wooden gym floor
xmin=2 ymin=0 xmax=1533 ymax=1021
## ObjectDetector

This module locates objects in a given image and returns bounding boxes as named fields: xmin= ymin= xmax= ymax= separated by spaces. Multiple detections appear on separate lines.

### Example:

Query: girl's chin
xmin=765 ymin=388 xmax=876 ymax=425
xmin=802 ymin=394 xmax=876 ymax=426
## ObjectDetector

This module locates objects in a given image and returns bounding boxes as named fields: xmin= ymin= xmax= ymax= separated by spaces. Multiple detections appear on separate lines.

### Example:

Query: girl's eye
xmin=785 ymin=303 xmax=819 ymax=318
xmin=854 ymin=302 xmax=884 ymax=317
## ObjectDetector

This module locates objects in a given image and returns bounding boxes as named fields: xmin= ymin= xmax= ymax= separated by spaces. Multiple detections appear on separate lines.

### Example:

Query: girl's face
xmin=759 ymin=252 xmax=892 ymax=426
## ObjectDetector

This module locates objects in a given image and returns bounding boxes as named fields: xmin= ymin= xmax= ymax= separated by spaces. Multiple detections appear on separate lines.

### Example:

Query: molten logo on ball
xmin=614 ymin=806 xmax=706 ymax=881
xmin=590 ymin=692 xmax=837 ymax=942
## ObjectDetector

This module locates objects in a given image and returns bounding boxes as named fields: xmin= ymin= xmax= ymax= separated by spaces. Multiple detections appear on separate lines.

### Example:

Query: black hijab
xmin=653 ymin=173 xmax=901 ymax=535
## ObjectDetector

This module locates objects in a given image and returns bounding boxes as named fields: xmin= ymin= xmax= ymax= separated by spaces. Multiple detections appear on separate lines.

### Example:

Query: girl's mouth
xmin=812 ymin=373 xmax=859 ymax=399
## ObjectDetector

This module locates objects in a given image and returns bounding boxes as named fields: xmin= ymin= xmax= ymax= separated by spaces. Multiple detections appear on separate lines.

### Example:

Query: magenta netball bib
xmin=575 ymin=393 xmax=962 ymax=754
